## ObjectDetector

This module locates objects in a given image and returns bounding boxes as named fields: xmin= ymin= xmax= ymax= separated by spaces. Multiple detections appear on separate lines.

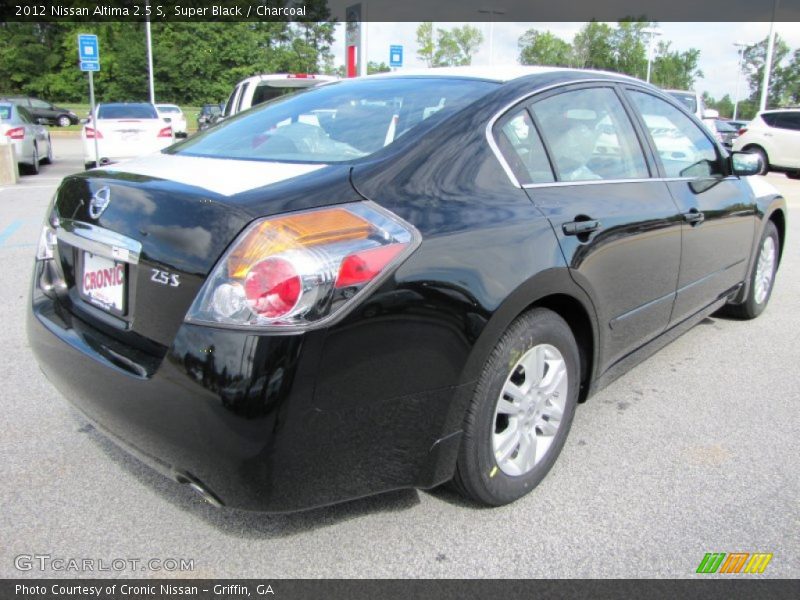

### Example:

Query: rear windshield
xmin=668 ymin=92 xmax=697 ymax=113
xmin=0 ymin=105 xmax=12 ymax=120
xmin=157 ymin=105 xmax=181 ymax=114
xmin=98 ymin=104 xmax=158 ymax=119
xmin=715 ymin=120 xmax=737 ymax=132
xmin=252 ymin=84 xmax=296 ymax=107
xmin=169 ymin=77 xmax=498 ymax=163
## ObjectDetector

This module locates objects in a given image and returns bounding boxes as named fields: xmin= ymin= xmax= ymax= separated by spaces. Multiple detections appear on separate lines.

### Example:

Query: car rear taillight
xmin=185 ymin=202 xmax=420 ymax=330
xmin=157 ymin=126 xmax=173 ymax=138
xmin=738 ymin=127 xmax=748 ymax=135
xmin=5 ymin=127 xmax=24 ymax=140
xmin=85 ymin=127 xmax=103 ymax=139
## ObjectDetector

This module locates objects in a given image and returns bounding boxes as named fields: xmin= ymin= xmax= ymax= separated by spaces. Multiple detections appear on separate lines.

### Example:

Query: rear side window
xmin=764 ymin=112 xmax=800 ymax=131
xmin=495 ymin=109 xmax=554 ymax=185
xmin=761 ymin=113 xmax=779 ymax=127
xmin=629 ymin=91 xmax=722 ymax=178
xmin=223 ymin=86 xmax=239 ymax=117
xmin=98 ymin=104 xmax=158 ymax=119
xmin=251 ymin=83 xmax=295 ymax=107
xmin=531 ymin=87 xmax=649 ymax=182
xmin=170 ymin=78 xmax=498 ymax=163
xmin=0 ymin=105 xmax=11 ymax=120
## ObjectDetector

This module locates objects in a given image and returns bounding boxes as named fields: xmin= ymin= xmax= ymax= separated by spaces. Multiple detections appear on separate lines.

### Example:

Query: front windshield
xmin=158 ymin=105 xmax=181 ymax=114
xmin=668 ymin=92 xmax=697 ymax=113
xmin=169 ymin=77 xmax=498 ymax=163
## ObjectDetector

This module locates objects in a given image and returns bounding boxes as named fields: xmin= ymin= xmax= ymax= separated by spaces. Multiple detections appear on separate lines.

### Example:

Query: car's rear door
xmin=497 ymin=83 xmax=683 ymax=372
xmin=624 ymin=88 xmax=756 ymax=325
xmin=770 ymin=112 xmax=800 ymax=168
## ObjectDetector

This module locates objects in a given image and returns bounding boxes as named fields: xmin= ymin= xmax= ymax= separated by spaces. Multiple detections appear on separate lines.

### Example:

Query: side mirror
xmin=703 ymin=108 xmax=720 ymax=119
xmin=731 ymin=151 xmax=762 ymax=176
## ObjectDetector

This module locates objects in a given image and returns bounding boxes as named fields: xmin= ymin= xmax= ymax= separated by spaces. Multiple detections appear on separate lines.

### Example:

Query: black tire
xmin=746 ymin=146 xmax=769 ymax=175
xmin=21 ymin=144 xmax=40 ymax=175
xmin=722 ymin=221 xmax=779 ymax=320
xmin=84 ymin=161 xmax=96 ymax=170
xmin=452 ymin=308 xmax=580 ymax=506
xmin=786 ymin=172 xmax=800 ymax=180
xmin=56 ymin=115 xmax=72 ymax=127
xmin=40 ymin=138 xmax=53 ymax=165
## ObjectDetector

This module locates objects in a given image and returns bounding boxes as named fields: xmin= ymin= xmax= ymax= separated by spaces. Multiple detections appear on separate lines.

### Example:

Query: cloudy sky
xmin=331 ymin=22 xmax=800 ymax=100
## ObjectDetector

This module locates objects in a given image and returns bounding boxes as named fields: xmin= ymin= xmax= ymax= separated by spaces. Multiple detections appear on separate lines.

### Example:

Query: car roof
xmin=366 ymin=65 xmax=640 ymax=84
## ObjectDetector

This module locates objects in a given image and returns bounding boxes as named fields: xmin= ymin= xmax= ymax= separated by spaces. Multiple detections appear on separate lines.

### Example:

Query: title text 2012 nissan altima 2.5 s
xmin=29 ymin=67 xmax=786 ymax=511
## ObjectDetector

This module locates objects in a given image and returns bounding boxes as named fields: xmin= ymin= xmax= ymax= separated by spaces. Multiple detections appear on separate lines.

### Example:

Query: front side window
xmin=531 ymin=87 xmax=649 ymax=182
xmin=170 ymin=78 xmax=498 ymax=163
xmin=494 ymin=109 xmax=554 ymax=185
xmin=629 ymin=90 xmax=722 ymax=178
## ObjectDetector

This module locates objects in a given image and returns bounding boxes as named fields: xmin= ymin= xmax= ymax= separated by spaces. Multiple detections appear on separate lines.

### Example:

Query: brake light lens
xmin=185 ymin=202 xmax=420 ymax=329
xmin=157 ymin=126 xmax=173 ymax=138
xmin=85 ymin=127 xmax=103 ymax=139
xmin=5 ymin=127 xmax=24 ymax=140
xmin=738 ymin=127 xmax=748 ymax=135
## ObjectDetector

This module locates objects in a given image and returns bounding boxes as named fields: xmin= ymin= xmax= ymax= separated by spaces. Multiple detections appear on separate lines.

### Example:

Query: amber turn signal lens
xmin=227 ymin=208 xmax=372 ymax=278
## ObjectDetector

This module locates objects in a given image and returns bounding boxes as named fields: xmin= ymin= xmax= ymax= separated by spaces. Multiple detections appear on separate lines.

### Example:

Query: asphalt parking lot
xmin=1 ymin=137 xmax=798 ymax=579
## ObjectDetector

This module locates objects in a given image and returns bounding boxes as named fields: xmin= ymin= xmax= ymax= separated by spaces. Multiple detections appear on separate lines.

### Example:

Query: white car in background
xmin=155 ymin=104 xmax=188 ymax=137
xmin=0 ymin=101 xmax=52 ymax=175
xmin=83 ymin=103 xmax=174 ymax=170
xmin=221 ymin=73 xmax=338 ymax=120
xmin=733 ymin=108 xmax=800 ymax=178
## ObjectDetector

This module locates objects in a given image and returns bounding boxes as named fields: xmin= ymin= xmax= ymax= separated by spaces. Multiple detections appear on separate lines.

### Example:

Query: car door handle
xmin=562 ymin=220 xmax=601 ymax=236
xmin=683 ymin=209 xmax=705 ymax=225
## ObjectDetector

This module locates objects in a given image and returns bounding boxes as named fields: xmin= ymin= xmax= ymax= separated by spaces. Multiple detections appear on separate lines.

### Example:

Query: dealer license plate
xmin=80 ymin=251 xmax=126 ymax=315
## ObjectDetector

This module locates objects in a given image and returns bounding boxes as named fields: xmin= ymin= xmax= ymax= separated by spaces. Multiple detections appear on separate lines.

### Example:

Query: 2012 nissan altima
xmin=28 ymin=67 xmax=786 ymax=511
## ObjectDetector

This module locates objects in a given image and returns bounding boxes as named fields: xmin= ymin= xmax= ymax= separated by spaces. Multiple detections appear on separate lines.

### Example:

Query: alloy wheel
xmin=492 ymin=344 xmax=568 ymax=476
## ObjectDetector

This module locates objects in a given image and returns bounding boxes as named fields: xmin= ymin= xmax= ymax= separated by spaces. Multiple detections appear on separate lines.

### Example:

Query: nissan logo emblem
xmin=89 ymin=186 xmax=111 ymax=219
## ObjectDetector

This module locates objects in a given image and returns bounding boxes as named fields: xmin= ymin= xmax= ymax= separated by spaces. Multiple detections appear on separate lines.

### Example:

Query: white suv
xmin=732 ymin=108 xmax=800 ymax=178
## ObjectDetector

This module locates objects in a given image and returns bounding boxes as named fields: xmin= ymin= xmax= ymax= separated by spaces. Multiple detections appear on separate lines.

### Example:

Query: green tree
xmin=416 ymin=22 xmax=434 ymax=67
xmin=612 ymin=19 xmax=650 ymax=79
xmin=702 ymin=92 xmax=734 ymax=118
xmin=518 ymin=29 xmax=573 ymax=67
xmin=743 ymin=34 xmax=791 ymax=108
xmin=367 ymin=61 xmax=391 ymax=74
xmin=434 ymin=25 xmax=483 ymax=67
xmin=572 ymin=21 xmax=615 ymax=70
xmin=651 ymin=42 xmax=703 ymax=90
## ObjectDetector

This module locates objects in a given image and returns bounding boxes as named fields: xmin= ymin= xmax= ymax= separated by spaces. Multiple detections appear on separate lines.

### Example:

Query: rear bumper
xmin=27 ymin=274 xmax=469 ymax=512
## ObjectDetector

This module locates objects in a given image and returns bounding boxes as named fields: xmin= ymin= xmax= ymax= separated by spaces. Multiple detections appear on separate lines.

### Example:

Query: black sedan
xmin=1 ymin=95 xmax=80 ymax=126
xmin=28 ymin=67 xmax=786 ymax=512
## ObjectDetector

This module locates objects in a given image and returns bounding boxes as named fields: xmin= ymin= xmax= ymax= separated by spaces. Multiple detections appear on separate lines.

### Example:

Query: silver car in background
xmin=0 ymin=102 xmax=52 ymax=175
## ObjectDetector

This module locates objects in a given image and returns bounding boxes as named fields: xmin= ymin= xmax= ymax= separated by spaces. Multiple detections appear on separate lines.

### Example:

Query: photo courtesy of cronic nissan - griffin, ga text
xmin=28 ymin=67 xmax=786 ymax=511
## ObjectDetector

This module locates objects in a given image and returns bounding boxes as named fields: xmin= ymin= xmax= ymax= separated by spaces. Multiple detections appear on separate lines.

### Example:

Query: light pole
xmin=732 ymin=41 xmax=752 ymax=121
xmin=478 ymin=8 xmax=506 ymax=66
xmin=643 ymin=27 xmax=662 ymax=84
xmin=145 ymin=0 xmax=155 ymax=104
xmin=760 ymin=0 xmax=780 ymax=112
